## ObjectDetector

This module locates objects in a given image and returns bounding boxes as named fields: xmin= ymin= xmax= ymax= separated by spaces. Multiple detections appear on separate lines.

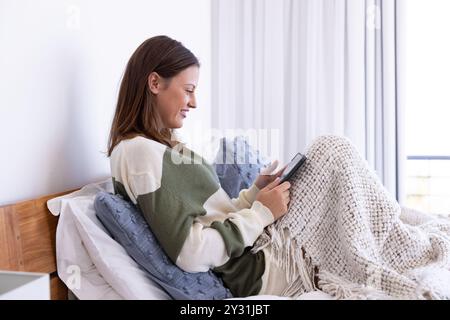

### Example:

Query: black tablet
xmin=279 ymin=153 xmax=307 ymax=183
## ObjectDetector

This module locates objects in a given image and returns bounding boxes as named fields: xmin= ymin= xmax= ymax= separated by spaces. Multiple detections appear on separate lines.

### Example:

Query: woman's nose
xmin=188 ymin=95 xmax=197 ymax=108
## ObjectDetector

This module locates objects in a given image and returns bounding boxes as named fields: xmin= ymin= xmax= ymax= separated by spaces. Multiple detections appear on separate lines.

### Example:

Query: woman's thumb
xmin=260 ymin=160 xmax=279 ymax=175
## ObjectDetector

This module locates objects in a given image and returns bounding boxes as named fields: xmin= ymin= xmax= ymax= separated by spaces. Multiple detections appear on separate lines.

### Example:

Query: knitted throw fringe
xmin=252 ymin=135 xmax=450 ymax=300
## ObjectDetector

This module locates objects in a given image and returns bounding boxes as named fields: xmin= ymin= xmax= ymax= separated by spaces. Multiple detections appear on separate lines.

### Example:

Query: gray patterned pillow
xmin=213 ymin=136 xmax=270 ymax=198
xmin=94 ymin=191 xmax=233 ymax=300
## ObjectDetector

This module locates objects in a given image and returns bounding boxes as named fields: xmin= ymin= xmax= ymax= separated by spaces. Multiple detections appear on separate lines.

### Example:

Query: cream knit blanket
xmin=253 ymin=135 xmax=450 ymax=300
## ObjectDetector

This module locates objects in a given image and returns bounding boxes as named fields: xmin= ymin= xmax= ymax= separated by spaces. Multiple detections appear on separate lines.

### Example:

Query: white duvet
xmin=47 ymin=179 xmax=331 ymax=300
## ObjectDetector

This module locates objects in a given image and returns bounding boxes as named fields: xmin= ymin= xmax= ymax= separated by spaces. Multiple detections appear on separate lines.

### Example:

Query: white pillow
xmin=48 ymin=179 xmax=170 ymax=300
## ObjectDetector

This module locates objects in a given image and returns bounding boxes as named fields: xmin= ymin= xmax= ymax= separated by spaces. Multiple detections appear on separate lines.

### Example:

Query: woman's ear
xmin=148 ymin=72 xmax=162 ymax=94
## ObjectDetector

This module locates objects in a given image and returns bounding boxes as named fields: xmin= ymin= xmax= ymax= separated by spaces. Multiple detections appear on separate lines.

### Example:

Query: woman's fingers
xmin=264 ymin=177 xmax=281 ymax=190
xmin=275 ymin=181 xmax=291 ymax=191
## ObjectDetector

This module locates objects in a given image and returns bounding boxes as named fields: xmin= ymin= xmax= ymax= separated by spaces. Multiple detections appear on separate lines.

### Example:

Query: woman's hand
xmin=254 ymin=160 xmax=287 ymax=190
xmin=255 ymin=177 xmax=291 ymax=221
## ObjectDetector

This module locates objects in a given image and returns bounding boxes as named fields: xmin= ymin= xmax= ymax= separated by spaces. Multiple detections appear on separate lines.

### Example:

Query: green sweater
xmin=109 ymin=136 xmax=274 ymax=297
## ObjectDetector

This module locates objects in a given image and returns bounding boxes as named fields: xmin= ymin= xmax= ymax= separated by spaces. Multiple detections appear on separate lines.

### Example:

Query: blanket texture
xmin=252 ymin=135 xmax=450 ymax=300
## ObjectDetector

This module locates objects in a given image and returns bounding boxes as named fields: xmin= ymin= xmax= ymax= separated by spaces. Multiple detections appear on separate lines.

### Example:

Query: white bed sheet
xmin=47 ymin=179 xmax=331 ymax=300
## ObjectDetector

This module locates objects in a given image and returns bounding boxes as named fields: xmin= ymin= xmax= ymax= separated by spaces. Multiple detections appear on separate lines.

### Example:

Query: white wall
xmin=0 ymin=0 xmax=211 ymax=205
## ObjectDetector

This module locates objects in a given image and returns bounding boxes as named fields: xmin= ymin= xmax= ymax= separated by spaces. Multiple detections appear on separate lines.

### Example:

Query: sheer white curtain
xmin=211 ymin=0 xmax=404 ymax=200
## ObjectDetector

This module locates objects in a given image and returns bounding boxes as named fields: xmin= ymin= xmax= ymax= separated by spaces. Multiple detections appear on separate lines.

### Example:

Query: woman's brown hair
xmin=107 ymin=35 xmax=200 ymax=157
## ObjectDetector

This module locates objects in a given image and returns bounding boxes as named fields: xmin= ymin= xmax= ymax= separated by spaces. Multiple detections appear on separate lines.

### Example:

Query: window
xmin=405 ymin=0 xmax=450 ymax=215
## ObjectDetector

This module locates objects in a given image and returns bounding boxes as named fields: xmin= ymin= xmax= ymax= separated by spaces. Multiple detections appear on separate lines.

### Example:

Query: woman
xmin=107 ymin=35 xmax=291 ymax=297
xmin=108 ymin=36 xmax=450 ymax=300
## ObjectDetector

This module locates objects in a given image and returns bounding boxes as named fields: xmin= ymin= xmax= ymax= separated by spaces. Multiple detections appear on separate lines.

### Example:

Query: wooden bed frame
xmin=0 ymin=188 xmax=79 ymax=300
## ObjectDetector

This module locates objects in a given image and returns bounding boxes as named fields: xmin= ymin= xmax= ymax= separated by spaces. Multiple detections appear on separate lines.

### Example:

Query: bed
xmin=0 ymin=188 xmax=75 ymax=299
xmin=0 ymin=179 xmax=331 ymax=300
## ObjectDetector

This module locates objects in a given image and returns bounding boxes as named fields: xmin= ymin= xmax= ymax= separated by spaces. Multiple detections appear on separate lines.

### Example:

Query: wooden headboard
xmin=0 ymin=188 xmax=79 ymax=300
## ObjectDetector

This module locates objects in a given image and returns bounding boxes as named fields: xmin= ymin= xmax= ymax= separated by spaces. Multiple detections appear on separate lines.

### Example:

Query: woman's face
xmin=148 ymin=65 xmax=199 ymax=129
